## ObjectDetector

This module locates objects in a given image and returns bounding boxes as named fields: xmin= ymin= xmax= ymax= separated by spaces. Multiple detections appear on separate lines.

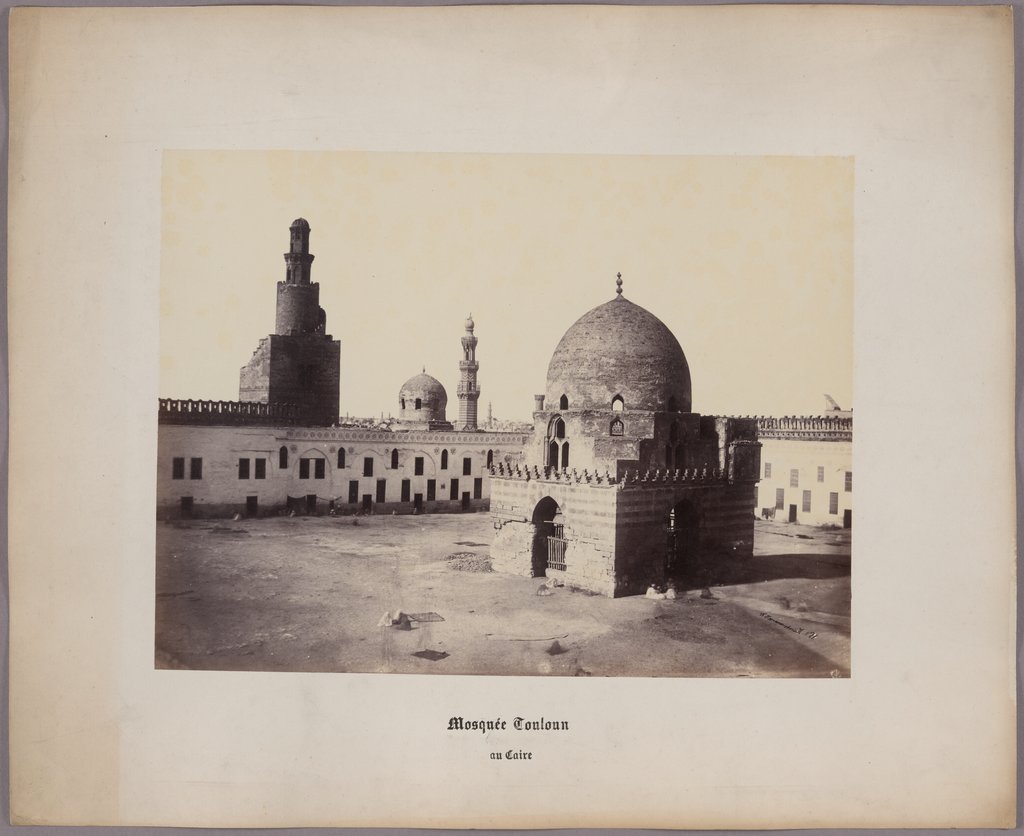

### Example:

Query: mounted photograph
xmin=155 ymin=150 xmax=853 ymax=677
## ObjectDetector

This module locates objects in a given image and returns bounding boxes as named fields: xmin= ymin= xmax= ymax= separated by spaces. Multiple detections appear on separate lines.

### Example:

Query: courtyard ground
xmin=155 ymin=514 xmax=850 ymax=677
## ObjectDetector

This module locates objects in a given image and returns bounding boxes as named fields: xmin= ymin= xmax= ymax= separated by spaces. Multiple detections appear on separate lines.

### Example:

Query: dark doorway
xmin=361 ymin=494 xmax=372 ymax=513
xmin=530 ymin=496 xmax=561 ymax=578
xmin=414 ymin=493 xmax=423 ymax=513
xmin=180 ymin=496 xmax=193 ymax=519
xmin=667 ymin=499 xmax=700 ymax=575
xmin=788 ymin=504 xmax=797 ymax=523
xmin=461 ymin=492 xmax=470 ymax=511
xmin=306 ymin=494 xmax=318 ymax=514
xmin=245 ymin=496 xmax=258 ymax=517
xmin=843 ymin=509 xmax=852 ymax=529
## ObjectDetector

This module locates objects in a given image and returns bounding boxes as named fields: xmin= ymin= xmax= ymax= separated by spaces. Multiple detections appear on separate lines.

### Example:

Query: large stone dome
xmin=399 ymin=372 xmax=448 ymax=424
xmin=545 ymin=295 xmax=692 ymax=413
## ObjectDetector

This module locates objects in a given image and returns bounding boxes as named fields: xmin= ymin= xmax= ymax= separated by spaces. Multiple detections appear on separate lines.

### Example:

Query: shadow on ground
xmin=673 ymin=551 xmax=850 ymax=591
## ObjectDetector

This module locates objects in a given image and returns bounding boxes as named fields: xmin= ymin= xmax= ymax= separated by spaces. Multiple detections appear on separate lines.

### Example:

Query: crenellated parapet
xmin=158 ymin=398 xmax=318 ymax=426
xmin=749 ymin=414 xmax=852 ymax=441
xmin=488 ymin=462 xmax=728 ymax=488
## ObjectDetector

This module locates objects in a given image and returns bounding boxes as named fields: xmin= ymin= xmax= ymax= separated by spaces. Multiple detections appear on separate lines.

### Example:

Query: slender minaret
xmin=487 ymin=401 xmax=493 ymax=428
xmin=457 ymin=314 xmax=480 ymax=430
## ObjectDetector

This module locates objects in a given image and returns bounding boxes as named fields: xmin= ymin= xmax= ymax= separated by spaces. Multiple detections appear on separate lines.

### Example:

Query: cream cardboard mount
xmin=6 ymin=4 xmax=1016 ymax=828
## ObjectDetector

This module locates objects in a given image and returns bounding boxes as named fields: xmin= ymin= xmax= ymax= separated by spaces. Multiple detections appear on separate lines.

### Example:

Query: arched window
xmin=668 ymin=396 xmax=679 ymax=412
xmin=548 ymin=441 xmax=559 ymax=469
xmin=559 ymin=394 xmax=569 ymax=410
xmin=415 ymin=398 xmax=422 ymax=410
xmin=337 ymin=448 xmax=346 ymax=468
xmin=441 ymin=450 xmax=448 ymax=470
xmin=400 ymin=397 xmax=406 ymax=410
xmin=391 ymin=449 xmax=399 ymax=469
xmin=549 ymin=417 xmax=566 ymax=440
xmin=610 ymin=418 xmax=624 ymax=436
xmin=560 ymin=442 xmax=570 ymax=470
xmin=486 ymin=450 xmax=494 ymax=467
xmin=279 ymin=446 xmax=288 ymax=469
xmin=611 ymin=395 xmax=624 ymax=412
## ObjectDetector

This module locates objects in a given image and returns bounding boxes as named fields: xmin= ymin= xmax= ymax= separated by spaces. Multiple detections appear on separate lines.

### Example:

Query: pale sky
xmin=160 ymin=151 xmax=853 ymax=421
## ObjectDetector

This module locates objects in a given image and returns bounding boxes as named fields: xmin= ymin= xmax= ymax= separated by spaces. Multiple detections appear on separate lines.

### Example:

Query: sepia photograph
xmin=155 ymin=150 xmax=853 ymax=677
xmin=8 ymin=4 xmax=1014 ymax=827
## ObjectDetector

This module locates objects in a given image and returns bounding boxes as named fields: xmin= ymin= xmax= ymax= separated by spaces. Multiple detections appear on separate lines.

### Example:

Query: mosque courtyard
xmin=155 ymin=513 xmax=850 ymax=677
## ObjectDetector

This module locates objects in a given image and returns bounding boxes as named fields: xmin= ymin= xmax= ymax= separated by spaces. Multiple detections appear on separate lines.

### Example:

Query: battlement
xmin=158 ymin=398 xmax=320 ymax=427
xmin=488 ymin=462 xmax=727 ymax=489
xmin=750 ymin=414 xmax=852 ymax=441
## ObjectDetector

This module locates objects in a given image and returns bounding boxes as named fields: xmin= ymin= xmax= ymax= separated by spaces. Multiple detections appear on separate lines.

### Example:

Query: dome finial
xmin=615 ymin=272 xmax=623 ymax=296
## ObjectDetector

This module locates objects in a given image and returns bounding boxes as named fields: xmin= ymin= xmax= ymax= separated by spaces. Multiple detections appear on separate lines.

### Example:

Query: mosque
xmin=156 ymin=219 xmax=528 ymax=519
xmin=157 ymin=217 xmax=851 ymax=598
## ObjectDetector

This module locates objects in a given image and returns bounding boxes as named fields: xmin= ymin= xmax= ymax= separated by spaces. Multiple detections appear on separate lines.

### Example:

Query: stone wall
xmin=275 ymin=280 xmax=321 ymax=336
xmin=266 ymin=334 xmax=341 ymax=425
xmin=490 ymin=476 xmax=619 ymax=596
xmin=157 ymin=424 xmax=529 ymax=519
xmin=614 ymin=482 xmax=756 ymax=596
xmin=238 ymin=338 xmax=273 ymax=403
xmin=238 ymin=333 xmax=341 ymax=426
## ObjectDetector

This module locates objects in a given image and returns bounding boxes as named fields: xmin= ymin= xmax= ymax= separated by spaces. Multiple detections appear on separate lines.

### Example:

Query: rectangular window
xmin=463 ymin=457 xmax=472 ymax=475
xmin=376 ymin=479 xmax=386 ymax=503
xmin=401 ymin=479 xmax=411 ymax=502
xmin=764 ymin=462 xmax=772 ymax=478
xmin=817 ymin=466 xmax=825 ymax=483
xmin=238 ymin=458 xmax=250 ymax=479
xmin=845 ymin=471 xmax=853 ymax=492
xmin=299 ymin=458 xmax=310 ymax=479
xmin=829 ymin=492 xmax=839 ymax=514
xmin=414 ymin=457 xmax=424 ymax=476
xmin=314 ymin=458 xmax=325 ymax=479
xmin=172 ymin=457 xmax=185 ymax=480
xmin=775 ymin=488 xmax=784 ymax=510
xmin=802 ymin=490 xmax=811 ymax=513
xmin=449 ymin=478 xmax=460 ymax=501
xmin=790 ymin=469 xmax=799 ymax=488
xmin=255 ymin=458 xmax=266 ymax=479
xmin=189 ymin=457 xmax=203 ymax=480
xmin=427 ymin=479 xmax=436 ymax=501
xmin=363 ymin=457 xmax=374 ymax=477
xmin=473 ymin=477 xmax=483 ymax=500
xmin=348 ymin=480 xmax=359 ymax=504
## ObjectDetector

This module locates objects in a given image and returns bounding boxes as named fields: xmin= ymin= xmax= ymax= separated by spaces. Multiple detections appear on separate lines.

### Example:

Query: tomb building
xmin=488 ymin=275 xmax=762 ymax=597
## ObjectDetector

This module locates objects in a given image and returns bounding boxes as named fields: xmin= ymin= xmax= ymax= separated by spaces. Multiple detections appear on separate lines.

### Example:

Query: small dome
xmin=290 ymin=218 xmax=310 ymax=229
xmin=545 ymin=295 xmax=692 ymax=413
xmin=399 ymin=372 xmax=448 ymax=424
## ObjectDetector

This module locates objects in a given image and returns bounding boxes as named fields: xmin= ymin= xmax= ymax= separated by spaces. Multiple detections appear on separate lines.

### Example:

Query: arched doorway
xmin=666 ymin=498 xmax=700 ymax=576
xmin=531 ymin=496 xmax=564 ymax=577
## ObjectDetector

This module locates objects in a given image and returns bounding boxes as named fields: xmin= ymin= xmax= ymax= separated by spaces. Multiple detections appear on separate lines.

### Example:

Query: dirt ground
xmin=155 ymin=514 xmax=850 ymax=678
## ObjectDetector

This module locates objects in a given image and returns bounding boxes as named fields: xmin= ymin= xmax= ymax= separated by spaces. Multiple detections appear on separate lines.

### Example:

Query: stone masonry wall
xmin=490 ymin=477 xmax=619 ymax=596
xmin=613 ymin=482 xmax=756 ymax=596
